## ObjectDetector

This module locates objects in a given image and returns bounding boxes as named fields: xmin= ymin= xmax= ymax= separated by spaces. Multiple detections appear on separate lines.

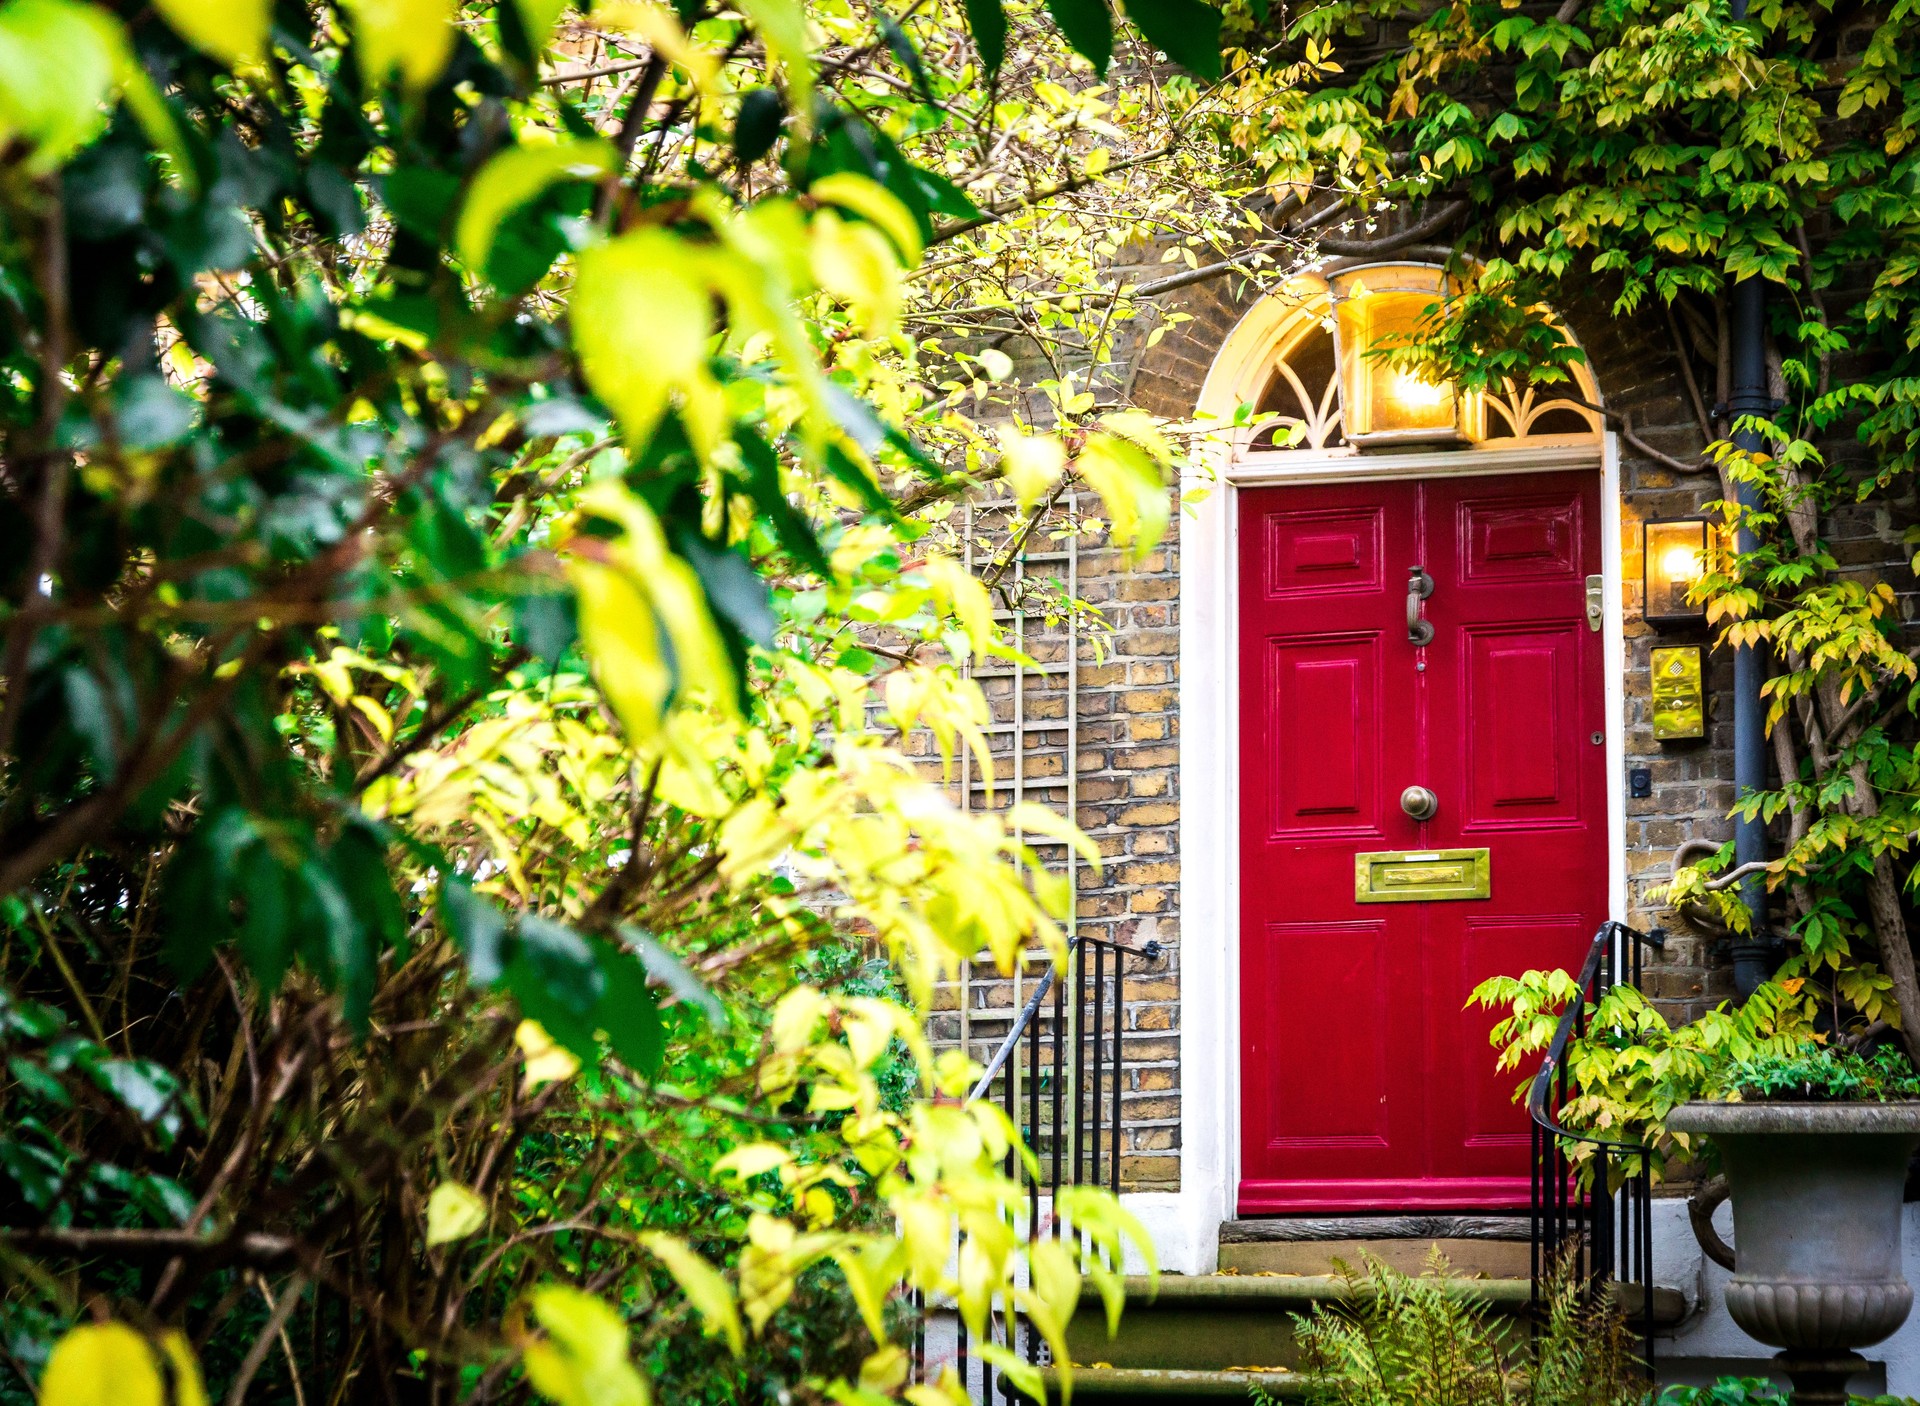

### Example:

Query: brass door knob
xmin=1400 ymin=786 xmax=1439 ymax=821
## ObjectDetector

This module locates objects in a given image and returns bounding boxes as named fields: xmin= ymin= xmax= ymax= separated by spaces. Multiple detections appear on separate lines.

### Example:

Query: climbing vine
xmin=1191 ymin=0 xmax=1920 ymax=1078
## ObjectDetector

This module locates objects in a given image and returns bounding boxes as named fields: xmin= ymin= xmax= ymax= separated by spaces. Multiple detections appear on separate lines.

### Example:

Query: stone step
xmin=1042 ymin=1366 xmax=1311 ymax=1404
xmin=1061 ymin=1272 xmax=1686 ymax=1376
xmin=1217 ymin=1217 xmax=1533 ymax=1279
xmin=1218 ymin=1236 xmax=1533 ymax=1277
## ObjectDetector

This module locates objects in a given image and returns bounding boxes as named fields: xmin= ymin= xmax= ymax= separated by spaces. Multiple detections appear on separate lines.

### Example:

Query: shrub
xmin=1275 ymin=1253 xmax=1642 ymax=1406
xmin=1723 ymin=1043 xmax=1920 ymax=1103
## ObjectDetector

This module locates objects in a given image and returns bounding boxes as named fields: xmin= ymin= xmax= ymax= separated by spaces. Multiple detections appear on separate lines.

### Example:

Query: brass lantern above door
xmin=1329 ymin=265 xmax=1471 ymax=449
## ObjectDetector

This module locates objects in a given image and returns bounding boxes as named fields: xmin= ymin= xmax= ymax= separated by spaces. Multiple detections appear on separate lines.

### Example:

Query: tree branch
xmin=1316 ymin=199 xmax=1469 ymax=256
xmin=0 ymin=1226 xmax=298 ymax=1261
xmin=929 ymin=145 xmax=1176 ymax=245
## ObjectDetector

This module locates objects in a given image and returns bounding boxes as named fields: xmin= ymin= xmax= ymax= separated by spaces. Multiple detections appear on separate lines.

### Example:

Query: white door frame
xmin=1121 ymin=347 xmax=1627 ymax=1276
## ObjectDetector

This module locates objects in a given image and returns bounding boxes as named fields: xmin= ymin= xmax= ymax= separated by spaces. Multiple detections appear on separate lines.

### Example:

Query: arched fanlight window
xmin=1235 ymin=263 xmax=1602 ymax=456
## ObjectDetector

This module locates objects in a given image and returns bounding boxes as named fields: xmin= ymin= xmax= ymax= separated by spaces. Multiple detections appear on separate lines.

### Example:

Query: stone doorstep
xmin=1060 ymin=1274 xmax=1687 ymax=1376
xmin=1219 ymin=1236 xmax=1533 ymax=1278
xmin=1061 ymin=1275 xmax=1535 ymax=1374
xmin=1217 ymin=1215 xmax=1532 ymax=1242
xmin=1039 ymin=1366 xmax=1311 ymax=1403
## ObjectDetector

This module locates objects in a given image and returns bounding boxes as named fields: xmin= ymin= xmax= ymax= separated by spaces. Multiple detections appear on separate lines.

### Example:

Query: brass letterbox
xmin=1354 ymin=848 xmax=1491 ymax=903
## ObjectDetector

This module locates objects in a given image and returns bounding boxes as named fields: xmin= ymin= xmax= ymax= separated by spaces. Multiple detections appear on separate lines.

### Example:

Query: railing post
xmin=1529 ymin=921 xmax=1664 ymax=1370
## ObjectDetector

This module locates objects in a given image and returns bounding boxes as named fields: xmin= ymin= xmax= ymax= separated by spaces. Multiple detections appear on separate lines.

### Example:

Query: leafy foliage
xmin=1723 ymin=1041 xmax=1920 ymax=1102
xmin=1280 ymin=1252 xmax=1643 ymax=1406
xmin=1471 ymin=982 xmax=1920 ymax=1179
xmin=0 ymin=0 xmax=1232 ymax=1396
xmin=1217 ymin=0 xmax=1920 ymax=1148
xmin=1655 ymin=1379 xmax=1920 ymax=1406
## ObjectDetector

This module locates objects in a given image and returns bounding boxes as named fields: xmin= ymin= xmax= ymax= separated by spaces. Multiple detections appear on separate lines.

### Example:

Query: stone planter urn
xmin=1667 ymin=1101 xmax=1920 ymax=1403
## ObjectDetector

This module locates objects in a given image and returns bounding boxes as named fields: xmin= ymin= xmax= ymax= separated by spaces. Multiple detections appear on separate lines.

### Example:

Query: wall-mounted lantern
xmin=1330 ymin=266 xmax=1469 ymax=450
xmin=1641 ymin=515 xmax=1712 ymax=629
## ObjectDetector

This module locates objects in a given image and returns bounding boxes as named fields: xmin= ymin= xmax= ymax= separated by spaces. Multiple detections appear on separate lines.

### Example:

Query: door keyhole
xmin=1407 ymin=565 xmax=1435 ymax=646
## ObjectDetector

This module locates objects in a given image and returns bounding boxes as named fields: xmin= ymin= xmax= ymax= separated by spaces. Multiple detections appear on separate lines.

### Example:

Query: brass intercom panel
xmin=1651 ymin=645 xmax=1705 ymax=741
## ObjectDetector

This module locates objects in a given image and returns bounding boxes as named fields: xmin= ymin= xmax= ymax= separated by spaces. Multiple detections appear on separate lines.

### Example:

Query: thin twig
xmin=225 ymin=1273 xmax=311 ymax=1406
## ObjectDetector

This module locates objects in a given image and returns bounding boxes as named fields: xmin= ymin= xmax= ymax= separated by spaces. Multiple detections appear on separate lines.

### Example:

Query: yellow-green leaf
xmin=998 ymin=431 xmax=1066 ymax=510
xmin=809 ymin=209 xmax=903 ymax=335
xmin=41 ymin=1325 xmax=157 ymax=1406
xmin=513 ymin=0 xmax=568 ymax=51
xmin=736 ymin=0 xmax=810 ymax=110
xmin=563 ymin=482 xmax=737 ymax=744
xmin=920 ymin=555 xmax=998 ymax=660
xmin=977 ymin=1343 xmax=1045 ymax=1404
xmin=522 ymin=1286 xmax=650 ymax=1406
xmin=425 ymin=1180 xmax=489 ymax=1246
xmin=515 ymin=1018 xmax=580 ymax=1089
xmin=641 ymin=1232 xmax=745 ymax=1354
xmin=831 ymin=1238 xmax=903 ymax=1341
xmin=859 ymin=1346 xmax=909 ymax=1394
xmin=571 ymin=229 xmax=718 ymax=453
xmin=0 ymin=0 xmax=184 ymax=180
xmin=341 ymin=0 xmax=455 ymax=93
xmin=152 ymin=0 xmax=268 ymax=65
xmin=712 ymin=1141 xmax=793 ymax=1180
xmin=456 ymin=138 xmax=617 ymax=274
xmin=154 ymin=1332 xmax=210 ymax=1406
xmin=1073 ymin=431 xmax=1169 ymax=560
xmin=809 ymin=171 xmax=922 ymax=263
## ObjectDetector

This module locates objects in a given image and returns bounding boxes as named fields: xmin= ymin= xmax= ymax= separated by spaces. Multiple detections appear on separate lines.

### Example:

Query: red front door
xmin=1236 ymin=470 xmax=1607 ymax=1213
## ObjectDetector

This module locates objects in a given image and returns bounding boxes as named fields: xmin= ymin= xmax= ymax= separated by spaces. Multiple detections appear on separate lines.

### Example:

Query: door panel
xmin=1237 ymin=470 xmax=1606 ymax=1213
xmin=1259 ymin=920 xmax=1391 ymax=1145
xmin=1266 ymin=637 xmax=1381 ymax=835
xmin=1461 ymin=624 xmax=1580 ymax=824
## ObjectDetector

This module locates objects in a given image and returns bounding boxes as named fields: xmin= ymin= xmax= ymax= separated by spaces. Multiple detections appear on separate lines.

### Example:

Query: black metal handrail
xmin=1528 ymin=919 xmax=1664 ymax=1366
xmin=912 ymin=931 xmax=1164 ymax=1401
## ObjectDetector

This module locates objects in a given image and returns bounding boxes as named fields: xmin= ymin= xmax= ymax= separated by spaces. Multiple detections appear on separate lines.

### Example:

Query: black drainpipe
xmin=1726 ymin=0 xmax=1772 ymax=998
xmin=1728 ymin=277 xmax=1771 ymax=997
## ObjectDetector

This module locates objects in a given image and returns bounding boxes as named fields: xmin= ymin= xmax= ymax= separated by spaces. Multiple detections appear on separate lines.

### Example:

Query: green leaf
xmin=513 ymin=915 xmax=604 ymax=1016
xmin=879 ymin=14 xmax=931 ymax=98
xmin=619 ymin=923 xmax=726 ymax=1026
xmin=161 ymin=807 xmax=256 ymax=978
xmin=505 ymin=920 xmax=664 ymax=1074
xmin=675 ymin=532 xmax=777 ymax=649
xmin=1046 ymin=0 xmax=1112 ymax=72
xmin=441 ymin=877 xmax=509 ymax=986
xmin=733 ymin=87 xmax=784 ymax=165
xmin=962 ymin=0 xmax=1007 ymax=76
xmin=591 ymin=937 xmax=664 ymax=1073
xmin=1123 ymin=0 xmax=1220 ymax=77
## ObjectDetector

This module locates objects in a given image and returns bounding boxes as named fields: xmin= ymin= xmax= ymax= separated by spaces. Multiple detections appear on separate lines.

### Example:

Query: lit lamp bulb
xmin=1389 ymin=369 xmax=1449 ymax=413
xmin=1661 ymin=545 xmax=1701 ymax=613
